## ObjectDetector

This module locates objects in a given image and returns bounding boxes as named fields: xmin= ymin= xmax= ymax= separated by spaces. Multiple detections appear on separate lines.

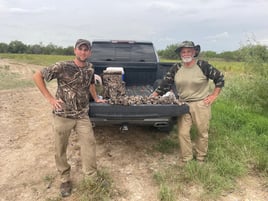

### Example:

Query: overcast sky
xmin=1 ymin=0 xmax=268 ymax=52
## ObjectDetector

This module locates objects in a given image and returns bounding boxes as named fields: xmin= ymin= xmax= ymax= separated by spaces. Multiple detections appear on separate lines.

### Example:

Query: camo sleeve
xmin=154 ymin=63 xmax=180 ymax=96
xmin=198 ymin=60 xmax=225 ymax=88
xmin=41 ymin=62 xmax=63 ymax=82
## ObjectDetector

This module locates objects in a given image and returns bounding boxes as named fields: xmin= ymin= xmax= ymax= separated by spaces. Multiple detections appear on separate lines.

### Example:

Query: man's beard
xmin=76 ymin=56 xmax=87 ymax=62
xmin=181 ymin=56 xmax=193 ymax=63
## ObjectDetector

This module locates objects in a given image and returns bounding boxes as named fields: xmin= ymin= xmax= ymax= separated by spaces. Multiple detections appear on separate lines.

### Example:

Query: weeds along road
xmin=0 ymin=58 xmax=267 ymax=201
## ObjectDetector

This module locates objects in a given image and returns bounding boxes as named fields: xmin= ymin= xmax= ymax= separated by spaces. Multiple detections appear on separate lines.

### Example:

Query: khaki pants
xmin=178 ymin=100 xmax=211 ymax=162
xmin=53 ymin=115 xmax=97 ymax=182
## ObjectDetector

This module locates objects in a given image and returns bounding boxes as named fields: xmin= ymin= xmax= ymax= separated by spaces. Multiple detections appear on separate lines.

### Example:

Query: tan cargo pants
xmin=53 ymin=114 xmax=97 ymax=182
xmin=177 ymin=100 xmax=211 ymax=162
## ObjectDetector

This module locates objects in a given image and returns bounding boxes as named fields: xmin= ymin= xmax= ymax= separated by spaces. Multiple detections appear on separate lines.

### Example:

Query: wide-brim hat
xmin=75 ymin=39 xmax=91 ymax=49
xmin=175 ymin=41 xmax=201 ymax=57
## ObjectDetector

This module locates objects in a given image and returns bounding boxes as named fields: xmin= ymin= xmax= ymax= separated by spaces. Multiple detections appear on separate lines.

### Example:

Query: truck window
xmin=90 ymin=42 xmax=158 ymax=62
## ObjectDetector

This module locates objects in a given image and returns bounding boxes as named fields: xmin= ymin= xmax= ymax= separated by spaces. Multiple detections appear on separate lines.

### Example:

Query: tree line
xmin=0 ymin=40 xmax=268 ymax=62
xmin=0 ymin=40 xmax=74 ymax=55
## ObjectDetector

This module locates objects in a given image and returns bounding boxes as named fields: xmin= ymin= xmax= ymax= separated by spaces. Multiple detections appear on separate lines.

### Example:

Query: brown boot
xmin=178 ymin=159 xmax=192 ymax=167
xmin=60 ymin=181 xmax=72 ymax=197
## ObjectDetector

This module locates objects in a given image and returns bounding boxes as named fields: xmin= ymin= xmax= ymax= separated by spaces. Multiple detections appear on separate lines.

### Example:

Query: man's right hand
xmin=49 ymin=98 xmax=64 ymax=110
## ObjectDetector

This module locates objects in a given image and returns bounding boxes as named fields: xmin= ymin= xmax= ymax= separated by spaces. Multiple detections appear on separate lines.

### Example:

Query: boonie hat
xmin=75 ymin=39 xmax=91 ymax=49
xmin=175 ymin=41 xmax=201 ymax=57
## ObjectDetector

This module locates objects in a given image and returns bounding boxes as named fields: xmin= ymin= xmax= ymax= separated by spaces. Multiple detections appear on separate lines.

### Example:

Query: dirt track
xmin=0 ymin=59 xmax=267 ymax=201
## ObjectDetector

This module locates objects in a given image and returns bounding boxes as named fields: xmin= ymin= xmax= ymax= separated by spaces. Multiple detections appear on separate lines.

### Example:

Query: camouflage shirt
xmin=155 ymin=60 xmax=225 ymax=100
xmin=41 ymin=61 xmax=95 ymax=119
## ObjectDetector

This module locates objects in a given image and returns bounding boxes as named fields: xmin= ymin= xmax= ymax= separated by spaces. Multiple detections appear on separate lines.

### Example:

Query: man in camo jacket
xmin=33 ymin=39 xmax=106 ymax=197
xmin=152 ymin=41 xmax=224 ymax=166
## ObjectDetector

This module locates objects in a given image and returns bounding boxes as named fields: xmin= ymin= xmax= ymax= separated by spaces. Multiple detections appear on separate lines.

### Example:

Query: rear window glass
xmin=90 ymin=42 xmax=158 ymax=62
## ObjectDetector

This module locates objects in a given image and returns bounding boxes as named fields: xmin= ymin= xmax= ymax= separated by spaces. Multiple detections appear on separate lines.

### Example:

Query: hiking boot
xmin=178 ymin=159 xmax=190 ymax=167
xmin=60 ymin=181 xmax=72 ymax=197
xmin=177 ymin=158 xmax=194 ymax=167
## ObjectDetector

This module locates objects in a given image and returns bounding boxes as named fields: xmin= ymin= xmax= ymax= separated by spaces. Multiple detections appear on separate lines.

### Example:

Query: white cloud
xmin=259 ymin=39 xmax=268 ymax=46
xmin=146 ymin=1 xmax=180 ymax=12
xmin=9 ymin=7 xmax=54 ymax=14
xmin=205 ymin=32 xmax=230 ymax=42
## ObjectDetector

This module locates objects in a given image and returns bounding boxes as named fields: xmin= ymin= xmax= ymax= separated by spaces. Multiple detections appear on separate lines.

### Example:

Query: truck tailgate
xmin=89 ymin=103 xmax=189 ymax=119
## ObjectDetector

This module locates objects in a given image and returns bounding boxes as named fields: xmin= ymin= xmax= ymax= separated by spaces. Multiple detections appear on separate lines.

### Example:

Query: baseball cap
xmin=75 ymin=39 xmax=91 ymax=49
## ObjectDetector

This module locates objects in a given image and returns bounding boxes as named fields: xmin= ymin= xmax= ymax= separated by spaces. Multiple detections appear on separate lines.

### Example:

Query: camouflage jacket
xmin=155 ymin=60 xmax=225 ymax=96
xmin=41 ymin=61 xmax=95 ymax=119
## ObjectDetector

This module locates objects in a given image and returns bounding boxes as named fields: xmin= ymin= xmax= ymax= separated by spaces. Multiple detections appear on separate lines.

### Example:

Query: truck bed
xmin=125 ymin=85 xmax=154 ymax=96
xmin=89 ymin=84 xmax=189 ymax=130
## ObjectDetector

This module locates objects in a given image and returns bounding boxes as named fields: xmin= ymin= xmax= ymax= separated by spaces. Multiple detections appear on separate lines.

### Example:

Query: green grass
xmin=153 ymin=70 xmax=267 ymax=200
xmin=75 ymin=169 xmax=114 ymax=201
xmin=154 ymin=102 xmax=268 ymax=199
xmin=153 ymin=112 xmax=267 ymax=201
xmin=208 ymin=60 xmax=245 ymax=72
xmin=211 ymin=100 xmax=268 ymax=173
xmin=159 ymin=58 xmax=177 ymax=63
xmin=153 ymin=135 xmax=179 ymax=154
xmin=0 ymin=53 xmax=73 ymax=66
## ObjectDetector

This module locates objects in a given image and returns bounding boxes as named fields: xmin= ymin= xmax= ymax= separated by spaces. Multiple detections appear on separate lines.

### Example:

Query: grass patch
xmin=153 ymin=133 xmax=179 ymax=154
xmin=154 ymin=161 xmax=237 ymax=200
xmin=0 ymin=53 xmax=73 ymax=66
xmin=158 ymin=184 xmax=175 ymax=201
xmin=153 ymin=73 xmax=267 ymax=200
xmin=209 ymin=60 xmax=245 ymax=72
xmin=211 ymin=100 xmax=268 ymax=174
xmin=75 ymin=169 xmax=114 ymax=201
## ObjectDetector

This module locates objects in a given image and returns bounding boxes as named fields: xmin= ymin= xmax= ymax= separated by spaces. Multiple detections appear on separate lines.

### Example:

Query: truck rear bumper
xmin=90 ymin=117 xmax=171 ymax=127
xmin=89 ymin=103 xmax=189 ymax=129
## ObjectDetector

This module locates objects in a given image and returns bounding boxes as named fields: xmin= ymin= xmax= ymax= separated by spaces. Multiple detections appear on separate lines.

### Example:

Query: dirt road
xmin=0 ymin=59 xmax=267 ymax=201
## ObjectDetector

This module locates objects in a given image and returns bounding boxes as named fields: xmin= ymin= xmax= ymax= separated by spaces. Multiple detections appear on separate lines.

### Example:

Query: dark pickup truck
xmin=88 ymin=40 xmax=189 ymax=132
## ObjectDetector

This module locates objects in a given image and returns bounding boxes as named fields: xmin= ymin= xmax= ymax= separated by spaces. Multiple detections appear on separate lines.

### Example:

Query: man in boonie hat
xmin=175 ymin=40 xmax=201 ymax=60
xmin=152 ymin=40 xmax=225 ymax=166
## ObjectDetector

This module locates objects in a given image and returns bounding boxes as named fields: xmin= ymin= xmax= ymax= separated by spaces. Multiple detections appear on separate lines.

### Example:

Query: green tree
xmin=239 ymin=44 xmax=268 ymax=63
xmin=158 ymin=44 xmax=179 ymax=60
xmin=0 ymin=42 xmax=8 ymax=53
xmin=8 ymin=40 xmax=27 ymax=53
xmin=218 ymin=51 xmax=236 ymax=61
xmin=28 ymin=44 xmax=43 ymax=54
xmin=43 ymin=43 xmax=57 ymax=54
xmin=63 ymin=46 xmax=74 ymax=55
xmin=201 ymin=50 xmax=217 ymax=59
